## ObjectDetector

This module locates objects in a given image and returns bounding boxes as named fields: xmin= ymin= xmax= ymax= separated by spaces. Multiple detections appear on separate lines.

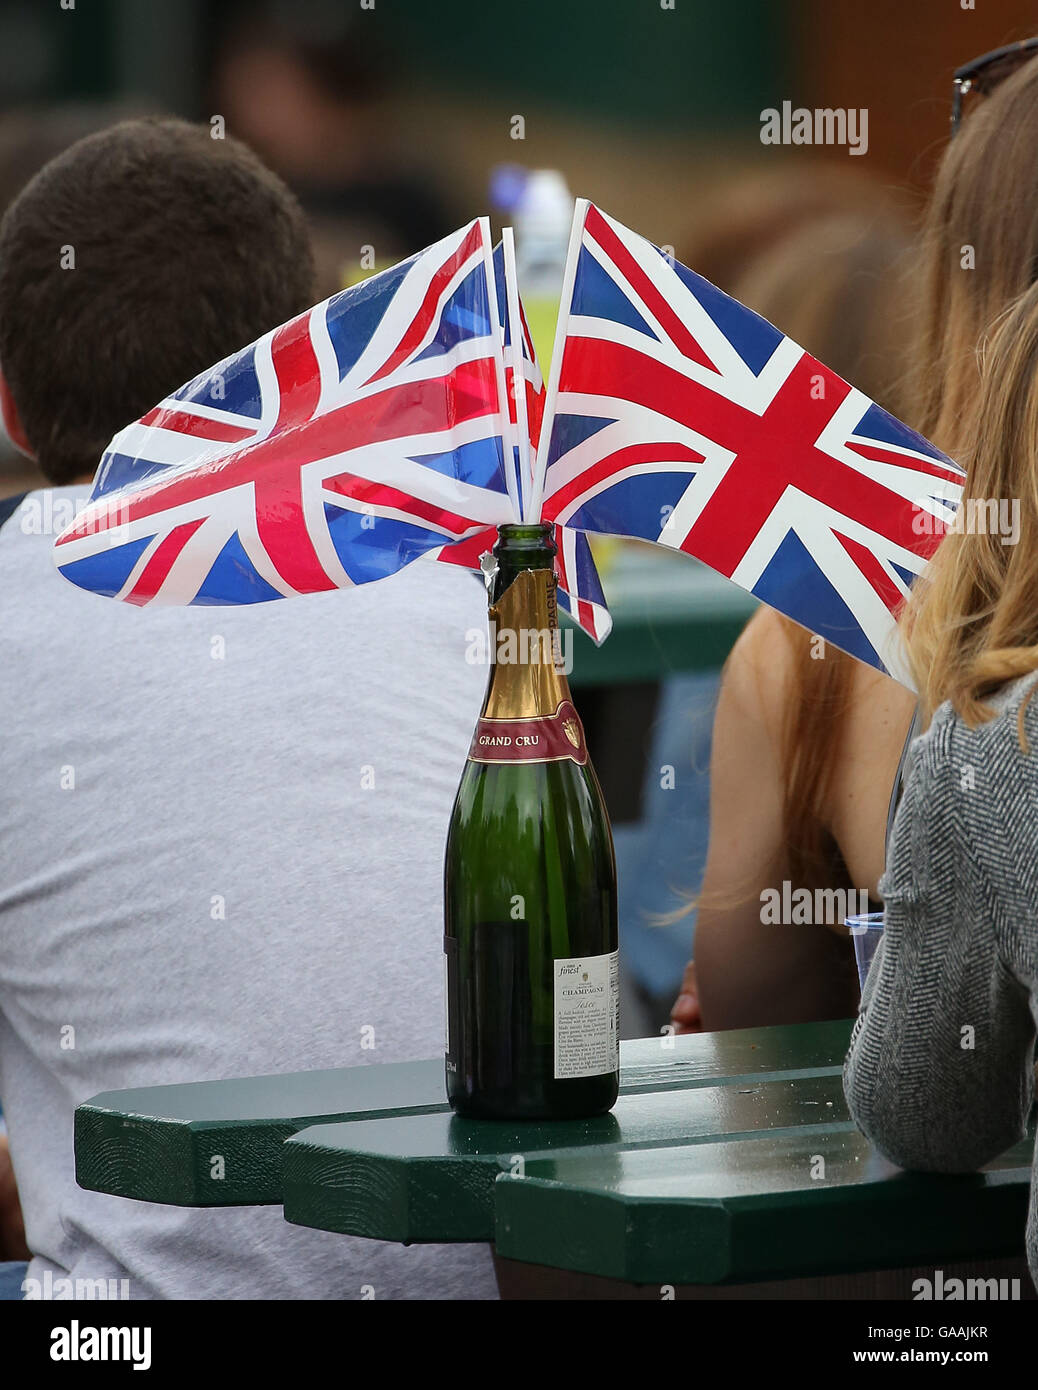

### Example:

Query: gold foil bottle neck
xmin=484 ymin=568 xmax=571 ymax=720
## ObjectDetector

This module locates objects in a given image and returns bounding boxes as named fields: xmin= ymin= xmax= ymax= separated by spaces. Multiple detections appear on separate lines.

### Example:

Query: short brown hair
xmin=0 ymin=117 xmax=316 ymax=485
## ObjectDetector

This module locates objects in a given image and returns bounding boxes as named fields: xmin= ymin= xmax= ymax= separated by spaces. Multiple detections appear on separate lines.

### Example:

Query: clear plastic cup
xmin=846 ymin=911 xmax=885 ymax=992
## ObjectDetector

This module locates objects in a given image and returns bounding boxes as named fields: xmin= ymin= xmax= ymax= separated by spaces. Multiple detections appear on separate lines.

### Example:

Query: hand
xmin=670 ymin=960 xmax=702 ymax=1034
xmin=0 ymin=1132 xmax=30 ymax=1261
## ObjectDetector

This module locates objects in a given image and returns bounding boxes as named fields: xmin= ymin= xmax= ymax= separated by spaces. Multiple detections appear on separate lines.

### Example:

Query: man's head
xmin=0 ymin=117 xmax=316 ymax=485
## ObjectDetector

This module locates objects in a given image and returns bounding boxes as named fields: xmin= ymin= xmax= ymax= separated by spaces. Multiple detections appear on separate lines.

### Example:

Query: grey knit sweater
xmin=844 ymin=669 xmax=1038 ymax=1285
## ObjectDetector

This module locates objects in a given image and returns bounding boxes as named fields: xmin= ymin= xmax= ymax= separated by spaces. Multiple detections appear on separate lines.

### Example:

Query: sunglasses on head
xmin=952 ymin=36 xmax=1038 ymax=134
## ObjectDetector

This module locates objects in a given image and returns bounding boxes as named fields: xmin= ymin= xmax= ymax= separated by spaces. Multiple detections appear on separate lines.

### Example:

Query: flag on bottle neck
xmin=534 ymin=201 xmax=965 ymax=686
xmin=425 ymin=231 xmax=612 ymax=644
xmin=494 ymin=229 xmax=542 ymax=514
xmin=443 ymin=233 xmax=611 ymax=643
xmin=53 ymin=218 xmax=518 ymax=604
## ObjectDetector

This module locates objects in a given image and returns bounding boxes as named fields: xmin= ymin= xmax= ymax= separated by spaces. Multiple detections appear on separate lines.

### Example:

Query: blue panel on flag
xmin=853 ymin=401 xmax=945 ymax=460
xmin=414 ymin=264 xmax=492 ymax=362
xmin=92 ymin=451 xmax=173 ymax=499
xmin=567 ymin=470 xmax=697 ymax=543
xmin=325 ymin=258 xmax=411 ymax=383
xmin=409 ymin=435 xmax=506 ymax=491
xmin=891 ymin=561 xmax=917 ymax=590
xmin=492 ymin=243 xmax=509 ymax=344
xmin=671 ymin=260 xmax=783 ymax=375
xmin=752 ymin=530 xmax=879 ymax=667
xmin=573 ymin=250 xmax=657 ymax=340
xmin=544 ymin=413 xmax=613 ymax=470
xmin=325 ymin=505 xmax=454 ymax=582
xmin=191 ymin=532 xmax=285 ymax=605
xmin=56 ymin=534 xmax=156 ymax=597
xmin=173 ymin=344 xmax=263 ymax=420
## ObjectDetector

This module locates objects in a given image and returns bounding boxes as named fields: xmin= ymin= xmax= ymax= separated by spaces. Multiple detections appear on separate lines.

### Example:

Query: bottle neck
xmin=488 ymin=524 xmax=558 ymax=608
xmin=483 ymin=524 xmax=571 ymax=719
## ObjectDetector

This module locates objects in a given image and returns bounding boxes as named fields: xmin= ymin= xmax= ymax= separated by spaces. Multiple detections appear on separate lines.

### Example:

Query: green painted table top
xmin=280 ymin=1070 xmax=847 ymax=1244
xmin=75 ymin=1020 xmax=850 ymax=1206
xmin=74 ymin=1017 xmax=1032 ymax=1284
xmin=494 ymin=1132 xmax=1032 ymax=1285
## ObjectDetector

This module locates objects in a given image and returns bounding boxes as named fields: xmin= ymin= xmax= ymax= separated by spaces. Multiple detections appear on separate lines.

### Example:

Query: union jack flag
xmin=494 ymin=233 xmax=545 ymax=491
xmin=538 ymin=202 xmax=965 ymax=682
xmin=54 ymin=220 xmax=516 ymax=604
xmin=432 ymin=235 xmax=612 ymax=644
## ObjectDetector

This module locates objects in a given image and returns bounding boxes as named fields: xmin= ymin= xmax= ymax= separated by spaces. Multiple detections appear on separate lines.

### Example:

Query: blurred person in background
xmin=668 ymin=191 xmax=918 ymax=1033
xmin=680 ymin=165 xmax=911 ymax=301
xmin=0 ymin=116 xmax=495 ymax=1300
xmin=210 ymin=0 xmax=456 ymax=296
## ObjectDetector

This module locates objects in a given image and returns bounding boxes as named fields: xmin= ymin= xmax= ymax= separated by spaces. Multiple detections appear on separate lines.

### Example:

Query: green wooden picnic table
xmin=75 ymin=1019 xmax=1034 ymax=1298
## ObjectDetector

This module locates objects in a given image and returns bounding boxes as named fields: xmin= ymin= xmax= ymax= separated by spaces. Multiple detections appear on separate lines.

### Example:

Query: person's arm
xmin=844 ymin=714 xmax=1036 ymax=1172
xmin=675 ymin=609 xmax=858 ymax=1032
xmin=670 ymin=959 xmax=701 ymax=1033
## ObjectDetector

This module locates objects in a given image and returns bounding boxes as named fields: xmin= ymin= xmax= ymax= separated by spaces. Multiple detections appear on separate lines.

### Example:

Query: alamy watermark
xmin=23 ymin=1271 xmax=130 ymax=1300
xmin=760 ymin=102 xmax=868 ymax=157
xmin=465 ymin=623 xmax=574 ymax=675
xmin=19 ymin=492 xmax=131 ymax=544
xmin=913 ymin=497 xmax=1020 ymax=546
xmin=49 ymin=1320 xmax=151 ymax=1370
xmin=912 ymin=1269 xmax=1020 ymax=1301
xmin=760 ymin=881 xmax=869 ymax=926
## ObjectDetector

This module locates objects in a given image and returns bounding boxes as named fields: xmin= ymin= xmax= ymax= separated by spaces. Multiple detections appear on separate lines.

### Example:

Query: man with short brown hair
xmin=0 ymin=118 xmax=494 ymax=1300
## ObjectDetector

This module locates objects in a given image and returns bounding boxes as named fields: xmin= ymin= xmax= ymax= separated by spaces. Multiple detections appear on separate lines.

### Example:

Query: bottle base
xmin=447 ymin=1074 xmax=619 ymax=1122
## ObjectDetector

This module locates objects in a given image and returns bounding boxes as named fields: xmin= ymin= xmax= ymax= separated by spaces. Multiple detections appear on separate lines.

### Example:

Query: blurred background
xmin=3 ymin=0 xmax=1031 ymax=485
xmin=3 ymin=0 xmax=1032 ymax=488
xmin=2 ymin=0 xmax=1036 ymax=1032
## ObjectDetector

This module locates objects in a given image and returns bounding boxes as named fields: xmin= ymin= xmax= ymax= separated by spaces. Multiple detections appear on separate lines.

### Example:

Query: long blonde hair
xmin=905 ymin=284 xmax=1038 ymax=736
xmin=910 ymin=55 xmax=1038 ymax=454
xmin=903 ymin=55 xmax=1038 ymax=732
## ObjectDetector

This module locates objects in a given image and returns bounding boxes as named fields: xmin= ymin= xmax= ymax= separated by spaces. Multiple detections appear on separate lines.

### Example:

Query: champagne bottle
xmin=444 ymin=522 xmax=619 ymax=1120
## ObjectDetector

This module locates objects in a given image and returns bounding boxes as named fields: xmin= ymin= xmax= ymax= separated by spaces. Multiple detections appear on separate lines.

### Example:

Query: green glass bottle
xmin=444 ymin=522 xmax=619 ymax=1120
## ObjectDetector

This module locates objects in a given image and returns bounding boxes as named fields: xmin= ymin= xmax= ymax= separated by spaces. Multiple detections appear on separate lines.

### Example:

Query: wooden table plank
xmin=493 ymin=1131 xmax=1033 ymax=1285
xmin=615 ymin=1019 xmax=850 ymax=1091
xmin=282 ymin=1072 xmax=847 ymax=1242
xmin=74 ymin=1020 xmax=851 ymax=1206
xmin=74 ymin=1058 xmax=445 ymax=1207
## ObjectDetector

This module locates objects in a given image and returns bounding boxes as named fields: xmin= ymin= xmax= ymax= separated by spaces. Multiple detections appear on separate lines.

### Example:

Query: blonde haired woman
xmin=845 ymin=271 xmax=1038 ymax=1291
xmin=673 ymin=44 xmax=1038 ymax=1033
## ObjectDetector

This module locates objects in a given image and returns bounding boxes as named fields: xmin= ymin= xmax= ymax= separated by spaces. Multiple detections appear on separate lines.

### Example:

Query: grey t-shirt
xmin=0 ymin=486 xmax=497 ymax=1300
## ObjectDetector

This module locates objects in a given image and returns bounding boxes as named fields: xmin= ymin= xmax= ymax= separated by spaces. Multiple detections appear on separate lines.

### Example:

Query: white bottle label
xmin=553 ymin=950 xmax=619 ymax=1080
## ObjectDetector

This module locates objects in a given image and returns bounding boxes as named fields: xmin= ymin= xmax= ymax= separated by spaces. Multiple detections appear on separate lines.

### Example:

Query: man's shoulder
xmin=0 ymin=489 xmax=30 ymax=531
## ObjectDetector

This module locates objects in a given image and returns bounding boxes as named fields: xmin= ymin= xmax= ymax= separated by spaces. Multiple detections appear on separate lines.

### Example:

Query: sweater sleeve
xmin=843 ymin=709 xmax=1036 ymax=1174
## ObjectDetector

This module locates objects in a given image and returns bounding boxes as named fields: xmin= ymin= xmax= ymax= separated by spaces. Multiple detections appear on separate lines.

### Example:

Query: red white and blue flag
xmin=53 ymin=216 xmax=612 ymax=644
xmin=494 ymin=231 xmax=544 ymax=498
xmin=537 ymin=202 xmax=965 ymax=682
xmin=54 ymin=219 xmax=516 ymax=604
xmin=435 ymin=236 xmax=612 ymax=643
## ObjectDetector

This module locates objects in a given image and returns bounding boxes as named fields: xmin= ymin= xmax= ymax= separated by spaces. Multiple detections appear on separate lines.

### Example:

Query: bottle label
xmin=553 ymin=950 xmax=620 ymax=1080
xmin=468 ymin=699 xmax=588 ymax=766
